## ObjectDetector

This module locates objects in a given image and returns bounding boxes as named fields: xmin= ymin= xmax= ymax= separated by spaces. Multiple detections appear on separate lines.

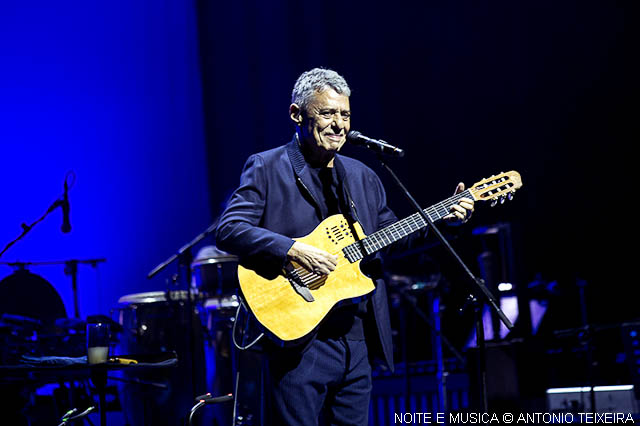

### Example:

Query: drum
xmin=203 ymin=294 xmax=240 ymax=318
xmin=191 ymin=246 xmax=239 ymax=298
xmin=0 ymin=270 xmax=69 ymax=363
xmin=0 ymin=269 xmax=66 ymax=323
xmin=114 ymin=291 xmax=209 ymax=426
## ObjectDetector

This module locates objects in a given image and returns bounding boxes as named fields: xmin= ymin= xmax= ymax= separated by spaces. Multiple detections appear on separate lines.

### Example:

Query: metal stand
xmin=0 ymin=171 xmax=75 ymax=259
xmin=1 ymin=258 xmax=106 ymax=319
xmin=396 ymin=285 xmax=466 ymax=414
xmin=146 ymin=220 xmax=220 ymax=413
xmin=188 ymin=394 xmax=233 ymax=426
xmin=377 ymin=154 xmax=513 ymax=412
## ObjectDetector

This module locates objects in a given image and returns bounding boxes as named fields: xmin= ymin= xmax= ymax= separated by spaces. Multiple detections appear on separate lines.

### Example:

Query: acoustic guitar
xmin=237 ymin=171 xmax=522 ymax=343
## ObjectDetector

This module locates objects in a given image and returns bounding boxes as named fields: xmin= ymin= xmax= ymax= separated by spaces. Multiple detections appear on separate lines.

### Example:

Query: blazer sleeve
xmin=215 ymin=154 xmax=295 ymax=276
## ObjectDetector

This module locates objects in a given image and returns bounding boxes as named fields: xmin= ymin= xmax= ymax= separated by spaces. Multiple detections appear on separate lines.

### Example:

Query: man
xmin=215 ymin=68 xmax=474 ymax=425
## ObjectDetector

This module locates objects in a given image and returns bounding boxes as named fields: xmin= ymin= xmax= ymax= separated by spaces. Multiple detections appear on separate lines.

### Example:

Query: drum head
xmin=191 ymin=246 xmax=239 ymax=297
xmin=117 ymin=290 xmax=193 ymax=305
xmin=0 ymin=269 xmax=66 ymax=323
xmin=192 ymin=245 xmax=238 ymax=266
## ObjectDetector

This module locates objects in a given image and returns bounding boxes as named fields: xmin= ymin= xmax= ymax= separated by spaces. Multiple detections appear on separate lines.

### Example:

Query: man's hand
xmin=444 ymin=182 xmax=475 ymax=225
xmin=287 ymin=241 xmax=338 ymax=275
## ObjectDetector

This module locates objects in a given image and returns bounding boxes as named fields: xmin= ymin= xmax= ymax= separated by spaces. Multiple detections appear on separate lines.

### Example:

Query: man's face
xmin=292 ymin=88 xmax=351 ymax=162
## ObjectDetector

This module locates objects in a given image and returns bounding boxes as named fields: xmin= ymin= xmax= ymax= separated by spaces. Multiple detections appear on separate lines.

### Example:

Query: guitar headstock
xmin=469 ymin=171 xmax=522 ymax=206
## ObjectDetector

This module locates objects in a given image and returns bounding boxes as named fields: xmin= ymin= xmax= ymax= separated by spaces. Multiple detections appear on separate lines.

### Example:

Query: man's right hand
xmin=287 ymin=241 xmax=338 ymax=275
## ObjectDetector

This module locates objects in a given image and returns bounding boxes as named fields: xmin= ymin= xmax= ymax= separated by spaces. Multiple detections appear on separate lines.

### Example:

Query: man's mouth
xmin=325 ymin=134 xmax=344 ymax=142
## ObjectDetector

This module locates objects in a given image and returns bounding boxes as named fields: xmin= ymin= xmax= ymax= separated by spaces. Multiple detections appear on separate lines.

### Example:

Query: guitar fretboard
xmin=342 ymin=189 xmax=472 ymax=262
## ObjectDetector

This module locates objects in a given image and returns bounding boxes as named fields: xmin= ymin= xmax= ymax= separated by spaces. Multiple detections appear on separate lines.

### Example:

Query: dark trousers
xmin=266 ymin=337 xmax=372 ymax=426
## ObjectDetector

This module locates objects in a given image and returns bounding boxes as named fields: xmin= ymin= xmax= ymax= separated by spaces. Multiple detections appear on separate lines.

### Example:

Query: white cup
xmin=87 ymin=322 xmax=110 ymax=364
xmin=88 ymin=346 xmax=109 ymax=364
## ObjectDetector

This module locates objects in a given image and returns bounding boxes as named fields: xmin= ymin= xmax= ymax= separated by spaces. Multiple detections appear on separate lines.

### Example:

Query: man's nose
xmin=331 ymin=114 xmax=346 ymax=129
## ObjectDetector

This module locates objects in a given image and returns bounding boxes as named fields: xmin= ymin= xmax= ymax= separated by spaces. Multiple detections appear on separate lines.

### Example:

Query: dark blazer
xmin=216 ymin=137 xmax=425 ymax=369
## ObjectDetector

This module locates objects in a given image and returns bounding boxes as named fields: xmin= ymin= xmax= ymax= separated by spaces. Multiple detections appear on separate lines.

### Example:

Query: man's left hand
xmin=444 ymin=182 xmax=474 ymax=225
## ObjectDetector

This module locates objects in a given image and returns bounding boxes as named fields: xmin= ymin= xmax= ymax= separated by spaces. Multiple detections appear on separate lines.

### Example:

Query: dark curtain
xmin=196 ymin=0 xmax=633 ymax=324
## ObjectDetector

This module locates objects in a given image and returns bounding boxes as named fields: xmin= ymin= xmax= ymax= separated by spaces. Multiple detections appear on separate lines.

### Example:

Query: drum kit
xmin=0 ymin=247 xmax=243 ymax=426
xmin=114 ymin=246 xmax=242 ymax=426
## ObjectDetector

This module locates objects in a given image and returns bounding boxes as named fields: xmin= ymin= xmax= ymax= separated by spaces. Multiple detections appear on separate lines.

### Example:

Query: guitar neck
xmin=343 ymin=189 xmax=472 ymax=261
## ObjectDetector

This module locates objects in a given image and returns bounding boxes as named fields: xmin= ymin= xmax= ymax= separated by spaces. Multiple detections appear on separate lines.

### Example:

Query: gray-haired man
xmin=216 ymin=68 xmax=474 ymax=425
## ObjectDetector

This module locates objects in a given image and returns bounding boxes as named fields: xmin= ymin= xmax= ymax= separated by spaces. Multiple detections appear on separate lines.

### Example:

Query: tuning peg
xmin=500 ymin=196 xmax=506 ymax=204
xmin=491 ymin=199 xmax=498 ymax=207
xmin=508 ymin=192 xmax=514 ymax=201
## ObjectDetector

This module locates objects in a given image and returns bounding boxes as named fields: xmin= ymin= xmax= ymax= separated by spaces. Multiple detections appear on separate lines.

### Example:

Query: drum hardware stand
xmin=1 ymin=258 xmax=106 ymax=319
xmin=376 ymin=153 xmax=513 ymax=413
xmin=188 ymin=393 xmax=234 ymax=426
xmin=65 ymin=259 xmax=107 ymax=318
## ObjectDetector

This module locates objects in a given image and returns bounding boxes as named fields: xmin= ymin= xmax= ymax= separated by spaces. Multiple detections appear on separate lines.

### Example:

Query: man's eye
xmin=341 ymin=113 xmax=351 ymax=120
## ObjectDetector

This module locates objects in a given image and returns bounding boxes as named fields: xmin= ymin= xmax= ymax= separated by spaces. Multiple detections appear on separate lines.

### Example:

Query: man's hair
xmin=291 ymin=68 xmax=351 ymax=111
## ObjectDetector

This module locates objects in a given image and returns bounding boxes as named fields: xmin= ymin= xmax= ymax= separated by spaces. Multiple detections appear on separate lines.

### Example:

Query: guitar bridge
xmin=284 ymin=265 xmax=314 ymax=302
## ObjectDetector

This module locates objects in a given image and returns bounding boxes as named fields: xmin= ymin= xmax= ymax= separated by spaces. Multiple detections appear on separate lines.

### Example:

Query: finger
xmin=446 ymin=212 xmax=464 ymax=222
xmin=454 ymin=182 xmax=465 ymax=195
xmin=459 ymin=201 xmax=474 ymax=211
xmin=450 ymin=204 xmax=466 ymax=216
xmin=317 ymin=254 xmax=337 ymax=268
xmin=322 ymin=260 xmax=336 ymax=272
xmin=313 ymin=254 xmax=338 ymax=274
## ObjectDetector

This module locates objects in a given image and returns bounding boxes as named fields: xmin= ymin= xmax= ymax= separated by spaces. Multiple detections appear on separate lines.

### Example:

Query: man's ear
xmin=289 ymin=104 xmax=303 ymax=126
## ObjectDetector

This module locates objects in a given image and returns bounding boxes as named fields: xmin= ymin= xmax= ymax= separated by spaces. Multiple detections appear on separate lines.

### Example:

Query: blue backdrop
xmin=1 ymin=1 xmax=211 ymax=319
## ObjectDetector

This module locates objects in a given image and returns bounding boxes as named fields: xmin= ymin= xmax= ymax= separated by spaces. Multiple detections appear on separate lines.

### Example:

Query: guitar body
xmin=236 ymin=171 xmax=522 ymax=344
xmin=237 ymin=214 xmax=375 ymax=343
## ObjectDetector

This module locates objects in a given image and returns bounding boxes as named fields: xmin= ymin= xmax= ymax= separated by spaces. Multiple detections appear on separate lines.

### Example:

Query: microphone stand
xmin=146 ymin=220 xmax=220 ymax=410
xmin=147 ymin=220 xmax=219 ymax=280
xmin=0 ymin=171 xmax=75 ymax=259
xmin=0 ymin=199 xmax=63 ymax=259
xmin=376 ymin=154 xmax=513 ymax=413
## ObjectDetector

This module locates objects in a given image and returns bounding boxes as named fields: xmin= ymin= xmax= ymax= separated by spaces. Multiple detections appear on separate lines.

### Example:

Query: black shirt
xmin=306 ymin=165 xmax=367 ymax=340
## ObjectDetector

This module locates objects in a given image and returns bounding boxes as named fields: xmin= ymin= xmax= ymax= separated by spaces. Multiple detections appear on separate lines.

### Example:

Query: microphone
xmin=61 ymin=179 xmax=71 ymax=233
xmin=347 ymin=131 xmax=405 ymax=157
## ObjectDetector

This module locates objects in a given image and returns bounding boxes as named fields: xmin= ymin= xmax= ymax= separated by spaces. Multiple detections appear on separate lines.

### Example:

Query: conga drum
xmin=114 ymin=290 xmax=208 ymax=426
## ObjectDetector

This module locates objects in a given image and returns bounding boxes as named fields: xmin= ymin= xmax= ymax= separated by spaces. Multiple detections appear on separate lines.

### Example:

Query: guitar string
xmin=291 ymin=180 xmax=513 ymax=285
xmin=291 ymin=190 xmax=476 ymax=285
